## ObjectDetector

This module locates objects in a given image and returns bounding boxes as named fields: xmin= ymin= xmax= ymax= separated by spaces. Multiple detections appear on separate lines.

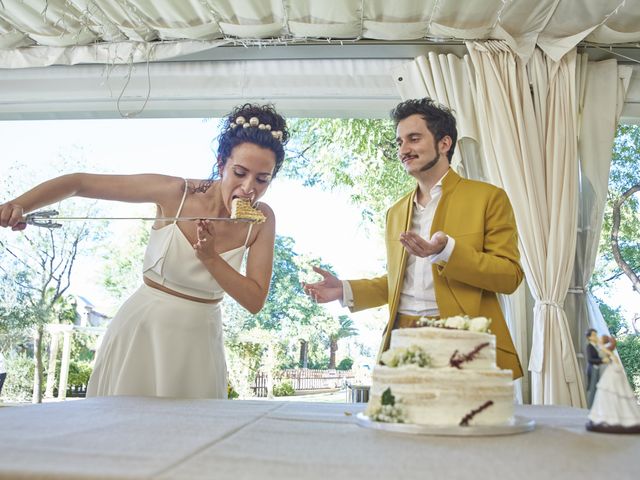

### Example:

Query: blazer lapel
xmin=387 ymin=187 xmax=416 ymax=318
xmin=431 ymin=168 xmax=461 ymax=235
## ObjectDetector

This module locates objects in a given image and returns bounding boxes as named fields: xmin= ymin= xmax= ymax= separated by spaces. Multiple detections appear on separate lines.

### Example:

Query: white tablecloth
xmin=0 ymin=397 xmax=638 ymax=479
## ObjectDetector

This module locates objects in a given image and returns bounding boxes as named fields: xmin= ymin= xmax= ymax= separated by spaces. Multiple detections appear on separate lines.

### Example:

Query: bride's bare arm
xmin=0 ymin=173 xmax=183 ymax=229
xmin=194 ymin=204 xmax=275 ymax=314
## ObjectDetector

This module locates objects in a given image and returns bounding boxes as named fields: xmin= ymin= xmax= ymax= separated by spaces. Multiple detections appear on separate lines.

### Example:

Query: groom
xmin=303 ymin=98 xmax=524 ymax=378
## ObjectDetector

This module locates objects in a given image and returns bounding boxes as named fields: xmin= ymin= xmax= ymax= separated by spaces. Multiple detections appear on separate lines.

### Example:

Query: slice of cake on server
xmin=365 ymin=316 xmax=515 ymax=426
xmin=230 ymin=198 xmax=266 ymax=223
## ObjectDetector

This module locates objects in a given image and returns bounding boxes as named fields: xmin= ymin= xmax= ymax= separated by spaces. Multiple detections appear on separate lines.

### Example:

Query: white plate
xmin=356 ymin=412 xmax=535 ymax=436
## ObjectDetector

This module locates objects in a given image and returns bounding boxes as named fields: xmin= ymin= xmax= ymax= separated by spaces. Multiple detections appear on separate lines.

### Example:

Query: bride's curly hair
xmin=193 ymin=104 xmax=289 ymax=193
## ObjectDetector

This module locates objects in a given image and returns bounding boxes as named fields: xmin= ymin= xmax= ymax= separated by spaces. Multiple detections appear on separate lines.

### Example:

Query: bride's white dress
xmin=87 ymin=181 xmax=251 ymax=398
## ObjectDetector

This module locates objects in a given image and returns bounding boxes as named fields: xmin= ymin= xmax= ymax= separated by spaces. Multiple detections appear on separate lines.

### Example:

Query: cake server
xmin=23 ymin=209 xmax=254 ymax=229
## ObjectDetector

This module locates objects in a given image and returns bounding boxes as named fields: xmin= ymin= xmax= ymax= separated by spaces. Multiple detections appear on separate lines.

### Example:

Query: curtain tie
xmin=535 ymin=300 xmax=563 ymax=309
xmin=567 ymin=287 xmax=586 ymax=294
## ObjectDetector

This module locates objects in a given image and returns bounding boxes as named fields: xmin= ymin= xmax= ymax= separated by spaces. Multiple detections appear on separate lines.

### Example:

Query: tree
xmin=284 ymin=118 xmax=413 ymax=228
xmin=591 ymin=124 xmax=640 ymax=395
xmin=328 ymin=315 xmax=358 ymax=369
xmin=0 ymin=159 xmax=106 ymax=402
xmin=101 ymin=220 xmax=150 ymax=306
xmin=223 ymin=235 xmax=338 ymax=394
xmin=0 ymin=224 xmax=93 ymax=402
xmin=592 ymin=125 xmax=640 ymax=297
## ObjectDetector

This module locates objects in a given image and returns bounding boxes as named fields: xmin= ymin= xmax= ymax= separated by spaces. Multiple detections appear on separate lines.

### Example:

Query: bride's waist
xmin=143 ymin=276 xmax=222 ymax=304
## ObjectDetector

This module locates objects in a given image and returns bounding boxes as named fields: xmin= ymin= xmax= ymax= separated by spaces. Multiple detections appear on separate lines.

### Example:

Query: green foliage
xmin=329 ymin=315 xmax=358 ymax=342
xmin=381 ymin=387 xmax=395 ymax=406
xmin=101 ymin=221 xmax=150 ymax=303
xmin=337 ymin=357 xmax=354 ymax=371
xmin=0 ymin=352 xmax=34 ymax=401
xmin=596 ymin=298 xmax=628 ymax=337
xmin=67 ymin=361 xmax=93 ymax=388
xmin=227 ymin=382 xmax=240 ymax=399
xmin=224 ymin=235 xmax=339 ymax=388
xmin=0 ymin=157 xmax=109 ymax=402
xmin=272 ymin=380 xmax=295 ymax=397
xmin=306 ymin=354 xmax=330 ymax=370
xmin=284 ymin=118 xmax=414 ymax=227
xmin=617 ymin=334 xmax=640 ymax=396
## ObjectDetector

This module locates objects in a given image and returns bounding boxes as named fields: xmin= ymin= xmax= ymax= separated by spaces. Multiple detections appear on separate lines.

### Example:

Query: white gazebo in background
xmin=1 ymin=0 xmax=639 ymax=407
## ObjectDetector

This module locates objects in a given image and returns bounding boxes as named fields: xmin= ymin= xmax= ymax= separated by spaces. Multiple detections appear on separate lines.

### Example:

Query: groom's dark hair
xmin=391 ymin=98 xmax=458 ymax=163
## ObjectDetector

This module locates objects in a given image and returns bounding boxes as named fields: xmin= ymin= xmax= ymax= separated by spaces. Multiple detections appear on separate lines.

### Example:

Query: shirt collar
xmin=413 ymin=169 xmax=450 ymax=207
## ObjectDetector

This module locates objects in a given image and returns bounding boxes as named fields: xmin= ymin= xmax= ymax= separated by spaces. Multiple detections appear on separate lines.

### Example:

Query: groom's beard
xmin=420 ymin=153 xmax=440 ymax=172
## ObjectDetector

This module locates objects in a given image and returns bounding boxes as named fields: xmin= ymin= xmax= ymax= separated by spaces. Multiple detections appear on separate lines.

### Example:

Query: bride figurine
xmin=587 ymin=335 xmax=640 ymax=433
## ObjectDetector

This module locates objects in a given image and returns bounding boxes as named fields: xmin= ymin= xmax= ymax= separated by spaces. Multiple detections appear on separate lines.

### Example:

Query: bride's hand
xmin=193 ymin=220 xmax=218 ymax=261
xmin=0 ymin=202 xmax=27 ymax=231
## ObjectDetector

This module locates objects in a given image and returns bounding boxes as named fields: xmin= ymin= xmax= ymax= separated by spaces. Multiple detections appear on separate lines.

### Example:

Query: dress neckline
xmin=151 ymin=223 xmax=247 ymax=257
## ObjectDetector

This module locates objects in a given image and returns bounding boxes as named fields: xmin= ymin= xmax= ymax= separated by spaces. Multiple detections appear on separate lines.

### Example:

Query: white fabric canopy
xmin=1 ymin=0 xmax=640 ymax=68
xmin=0 ymin=57 xmax=404 ymax=119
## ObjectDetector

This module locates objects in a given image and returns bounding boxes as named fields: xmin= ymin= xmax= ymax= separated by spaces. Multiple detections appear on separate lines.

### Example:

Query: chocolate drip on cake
xmin=459 ymin=400 xmax=494 ymax=426
xmin=449 ymin=342 xmax=490 ymax=369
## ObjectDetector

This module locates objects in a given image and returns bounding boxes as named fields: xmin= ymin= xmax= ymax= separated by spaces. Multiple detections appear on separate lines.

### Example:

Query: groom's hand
xmin=400 ymin=230 xmax=448 ymax=257
xmin=302 ymin=266 xmax=344 ymax=303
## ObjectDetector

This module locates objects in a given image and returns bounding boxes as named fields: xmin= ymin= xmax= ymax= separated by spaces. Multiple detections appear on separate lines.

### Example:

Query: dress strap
xmin=174 ymin=179 xmax=189 ymax=224
xmin=244 ymin=223 xmax=254 ymax=247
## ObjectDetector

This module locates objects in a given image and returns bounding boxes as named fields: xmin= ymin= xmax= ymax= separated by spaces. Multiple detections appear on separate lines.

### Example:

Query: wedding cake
xmin=365 ymin=316 xmax=515 ymax=426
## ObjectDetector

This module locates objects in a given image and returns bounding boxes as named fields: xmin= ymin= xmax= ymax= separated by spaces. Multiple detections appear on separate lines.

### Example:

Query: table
xmin=1 ymin=397 xmax=638 ymax=479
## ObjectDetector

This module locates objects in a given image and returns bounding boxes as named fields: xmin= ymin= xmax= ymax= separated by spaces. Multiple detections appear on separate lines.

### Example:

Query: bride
xmin=0 ymin=104 xmax=288 ymax=399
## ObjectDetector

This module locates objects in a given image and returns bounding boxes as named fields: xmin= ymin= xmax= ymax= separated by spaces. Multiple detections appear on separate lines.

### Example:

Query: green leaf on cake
xmin=381 ymin=387 xmax=395 ymax=406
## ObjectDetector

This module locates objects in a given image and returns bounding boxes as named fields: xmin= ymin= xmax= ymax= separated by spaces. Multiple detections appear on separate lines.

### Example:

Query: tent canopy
xmin=1 ymin=0 xmax=640 ymax=66
xmin=0 ymin=1 xmax=639 ymax=120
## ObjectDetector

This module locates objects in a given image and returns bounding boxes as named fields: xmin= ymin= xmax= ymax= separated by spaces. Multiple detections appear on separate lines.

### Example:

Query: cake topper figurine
xmin=586 ymin=335 xmax=640 ymax=434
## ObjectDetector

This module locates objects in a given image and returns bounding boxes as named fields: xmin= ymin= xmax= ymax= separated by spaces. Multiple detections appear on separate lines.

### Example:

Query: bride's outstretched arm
xmin=0 ymin=173 xmax=182 ymax=230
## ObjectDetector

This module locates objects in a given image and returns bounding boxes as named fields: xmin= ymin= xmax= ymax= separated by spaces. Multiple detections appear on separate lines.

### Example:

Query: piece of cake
xmin=365 ymin=316 xmax=515 ymax=426
xmin=230 ymin=198 xmax=266 ymax=223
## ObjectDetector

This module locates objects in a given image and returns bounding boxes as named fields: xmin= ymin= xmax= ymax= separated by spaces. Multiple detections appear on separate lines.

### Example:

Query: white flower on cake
xmin=380 ymin=345 xmax=432 ymax=368
xmin=444 ymin=316 xmax=467 ymax=330
xmin=468 ymin=317 xmax=491 ymax=333
xmin=368 ymin=388 xmax=405 ymax=423
xmin=418 ymin=315 xmax=492 ymax=333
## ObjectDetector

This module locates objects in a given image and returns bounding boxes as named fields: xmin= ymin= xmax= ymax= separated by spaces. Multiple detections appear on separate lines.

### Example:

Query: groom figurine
xmin=303 ymin=98 xmax=524 ymax=378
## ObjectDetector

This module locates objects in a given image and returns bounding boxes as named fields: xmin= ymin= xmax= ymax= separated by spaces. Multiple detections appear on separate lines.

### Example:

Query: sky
xmin=1 ymin=117 xmax=637 ymax=341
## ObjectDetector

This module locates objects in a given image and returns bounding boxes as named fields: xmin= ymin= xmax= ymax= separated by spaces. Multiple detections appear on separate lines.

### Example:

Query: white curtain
xmin=392 ymin=51 xmax=529 ymax=403
xmin=467 ymin=41 xmax=585 ymax=406
xmin=565 ymin=58 xmax=632 ymax=379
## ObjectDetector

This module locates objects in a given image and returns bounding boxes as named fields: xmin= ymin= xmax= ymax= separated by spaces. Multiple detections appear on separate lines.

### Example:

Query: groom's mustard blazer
xmin=349 ymin=170 xmax=524 ymax=379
